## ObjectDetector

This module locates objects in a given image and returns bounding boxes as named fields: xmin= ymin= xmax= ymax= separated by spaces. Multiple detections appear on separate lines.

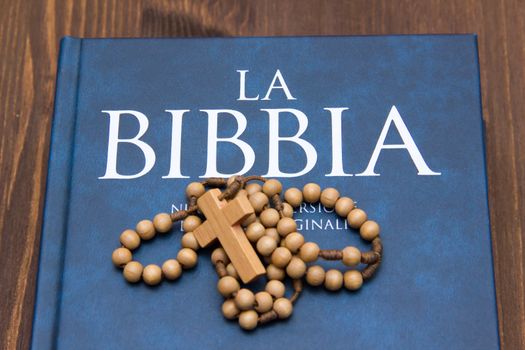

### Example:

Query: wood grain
xmin=0 ymin=0 xmax=523 ymax=348
xmin=195 ymin=189 xmax=265 ymax=283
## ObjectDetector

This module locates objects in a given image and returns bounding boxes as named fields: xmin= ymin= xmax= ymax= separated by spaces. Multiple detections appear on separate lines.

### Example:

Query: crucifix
xmin=193 ymin=189 xmax=266 ymax=283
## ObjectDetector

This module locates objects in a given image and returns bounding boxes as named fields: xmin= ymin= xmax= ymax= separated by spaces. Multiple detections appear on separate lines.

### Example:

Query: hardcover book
xmin=32 ymin=35 xmax=499 ymax=349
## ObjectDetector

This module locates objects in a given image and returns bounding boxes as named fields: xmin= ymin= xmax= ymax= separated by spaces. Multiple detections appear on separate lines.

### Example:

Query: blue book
xmin=32 ymin=36 xmax=499 ymax=349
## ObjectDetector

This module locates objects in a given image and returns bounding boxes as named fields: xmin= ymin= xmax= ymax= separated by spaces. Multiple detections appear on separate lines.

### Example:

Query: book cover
xmin=32 ymin=35 xmax=499 ymax=349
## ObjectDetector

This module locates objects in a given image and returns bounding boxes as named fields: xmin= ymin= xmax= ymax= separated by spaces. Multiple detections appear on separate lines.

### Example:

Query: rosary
xmin=111 ymin=175 xmax=383 ymax=330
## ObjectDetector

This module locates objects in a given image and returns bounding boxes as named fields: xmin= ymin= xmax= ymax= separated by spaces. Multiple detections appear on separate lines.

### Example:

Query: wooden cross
xmin=193 ymin=189 xmax=266 ymax=283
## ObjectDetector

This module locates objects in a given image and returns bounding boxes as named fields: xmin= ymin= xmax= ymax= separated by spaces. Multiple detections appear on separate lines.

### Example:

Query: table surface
xmin=0 ymin=1 xmax=523 ymax=349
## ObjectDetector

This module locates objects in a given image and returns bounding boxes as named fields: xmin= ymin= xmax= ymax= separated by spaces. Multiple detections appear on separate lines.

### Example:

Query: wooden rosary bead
xmin=177 ymin=248 xmax=198 ymax=268
xmin=181 ymin=232 xmax=199 ymax=250
xmin=226 ymin=263 xmax=239 ymax=279
xmin=256 ymin=236 xmax=277 ymax=256
xmin=153 ymin=213 xmax=172 ymax=233
xmin=276 ymin=217 xmax=297 ymax=237
xmin=238 ymin=310 xmax=258 ymax=330
xmin=273 ymin=298 xmax=293 ymax=319
xmin=254 ymin=291 xmax=274 ymax=313
xmin=136 ymin=219 xmax=156 ymax=240
xmin=266 ymin=264 xmax=286 ymax=281
xmin=360 ymin=220 xmax=380 ymax=241
xmin=342 ymin=246 xmax=361 ymax=267
xmin=186 ymin=181 xmax=206 ymax=199
xmin=305 ymin=265 xmax=325 ymax=286
xmin=245 ymin=183 xmax=262 ymax=195
xmin=143 ymin=264 xmax=162 ymax=286
xmin=123 ymin=261 xmax=143 ymax=283
xmin=264 ymin=228 xmax=280 ymax=243
xmin=249 ymin=192 xmax=269 ymax=213
xmin=343 ymin=270 xmax=363 ymax=291
xmin=217 ymin=276 xmax=240 ymax=297
xmin=226 ymin=175 xmax=237 ymax=186
xmin=335 ymin=197 xmax=355 ymax=217
xmin=262 ymin=179 xmax=282 ymax=196
xmin=162 ymin=259 xmax=182 ymax=280
xmin=234 ymin=289 xmax=256 ymax=311
xmin=320 ymin=187 xmax=340 ymax=208
xmin=302 ymin=183 xmax=321 ymax=203
xmin=284 ymin=187 xmax=303 ymax=208
xmin=260 ymin=208 xmax=280 ymax=227
xmin=266 ymin=280 xmax=286 ymax=298
xmin=324 ymin=269 xmax=344 ymax=291
xmin=182 ymin=215 xmax=202 ymax=232
xmin=119 ymin=229 xmax=141 ymax=250
xmin=112 ymin=247 xmax=132 ymax=267
xmin=299 ymin=242 xmax=320 ymax=262
xmin=211 ymin=247 xmax=230 ymax=265
xmin=222 ymin=299 xmax=240 ymax=320
xmin=235 ymin=189 xmax=248 ymax=199
xmin=286 ymin=257 xmax=307 ymax=279
xmin=284 ymin=232 xmax=304 ymax=253
xmin=242 ymin=212 xmax=257 ymax=227
xmin=271 ymin=247 xmax=292 ymax=268
xmin=246 ymin=222 xmax=266 ymax=242
xmin=281 ymin=202 xmax=294 ymax=218
xmin=347 ymin=208 xmax=368 ymax=229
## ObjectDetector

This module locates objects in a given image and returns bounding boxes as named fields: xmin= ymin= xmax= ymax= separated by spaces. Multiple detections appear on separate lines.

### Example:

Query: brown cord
xmin=319 ymin=249 xmax=343 ymax=260
xmin=170 ymin=210 xmax=188 ymax=221
xmin=372 ymin=237 xmax=382 ymax=254
xmin=219 ymin=176 xmax=243 ymax=200
xmin=361 ymin=255 xmax=381 ymax=280
xmin=189 ymin=195 xmax=197 ymax=207
xmin=290 ymin=279 xmax=303 ymax=304
xmin=203 ymin=178 xmax=227 ymax=187
xmin=215 ymin=260 xmax=228 ymax=278
xmin=258 ymin=310 xmax=278 ymax=324
xmin=361 ymin=251 xmax=380 ymax=264
xmin=187 ymin=205 xmax=199 ymax=214
xmin=271 ymin=194 xmax=283 ymax=212
xmin=172 ymin=205 xmax=199 ymax=220
xmin=242 ymin=175 xmax=267 ymax=184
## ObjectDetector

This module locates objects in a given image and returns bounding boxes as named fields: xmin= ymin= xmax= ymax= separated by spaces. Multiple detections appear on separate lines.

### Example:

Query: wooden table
xmin=0 ymin=1 xmax=523 ymax=348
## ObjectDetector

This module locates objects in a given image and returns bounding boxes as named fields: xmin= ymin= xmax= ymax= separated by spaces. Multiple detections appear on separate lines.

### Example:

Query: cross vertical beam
xmin=193 ymin=189 xmax=265 ymax=283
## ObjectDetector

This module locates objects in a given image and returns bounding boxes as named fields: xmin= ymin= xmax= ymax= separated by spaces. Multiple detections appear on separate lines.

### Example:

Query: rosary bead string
xmin=112 ymin=204 xmax=200 ymax=286
xmin=112 ymin=175 xmax=383 ymax=330
xmin=242 ymin=175 xmax=267 ymax=184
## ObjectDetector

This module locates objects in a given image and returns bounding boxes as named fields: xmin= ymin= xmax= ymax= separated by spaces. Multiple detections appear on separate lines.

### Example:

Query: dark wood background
xmin=1 ymin=0 xmax=523 ymax=349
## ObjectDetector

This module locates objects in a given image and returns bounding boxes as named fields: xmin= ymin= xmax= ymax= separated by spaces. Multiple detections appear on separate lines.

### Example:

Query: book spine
xmin=30 ymin=37 xmax=82 ymax=350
